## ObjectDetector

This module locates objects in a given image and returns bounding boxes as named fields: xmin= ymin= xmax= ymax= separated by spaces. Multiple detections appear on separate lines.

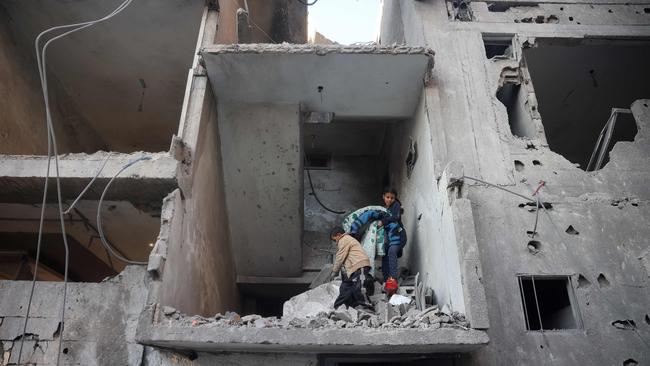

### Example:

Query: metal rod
xmin=519 ymin=276 xmax=531 ymax=330
xmin=530 ymin=276 xmax=544 ymax=331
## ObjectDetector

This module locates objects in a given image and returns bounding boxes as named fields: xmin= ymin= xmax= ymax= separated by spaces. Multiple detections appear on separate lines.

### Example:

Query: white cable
xmin=96 ymin=156 xmax=151 ymax=265
xmin=18 ymin=1 xmax=134 ymax=365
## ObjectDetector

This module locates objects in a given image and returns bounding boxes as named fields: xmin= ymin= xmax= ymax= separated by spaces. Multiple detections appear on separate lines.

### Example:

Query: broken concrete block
xmin=162 ymin=306 xmax=176 ymax=316
xmin=241 ymin=314 xmax=261 ymax=323
xmin=282 ymin=282 xmax=340 ymax=319
xmin=332 ymin=309 xmax=354 ymax=323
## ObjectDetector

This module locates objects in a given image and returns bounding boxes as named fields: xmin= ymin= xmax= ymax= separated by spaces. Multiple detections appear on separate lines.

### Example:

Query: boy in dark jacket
xmin=349 ymin=188 xmax=407 ymax=293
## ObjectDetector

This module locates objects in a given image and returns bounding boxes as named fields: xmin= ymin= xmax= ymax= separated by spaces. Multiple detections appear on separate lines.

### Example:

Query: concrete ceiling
xmin=2 ymin=0 xmax=204 ymax=153
xmin=303 ymin=121 xmax=389 ymax=156
xmin=202 ymin=44 xmax=434 ymax=119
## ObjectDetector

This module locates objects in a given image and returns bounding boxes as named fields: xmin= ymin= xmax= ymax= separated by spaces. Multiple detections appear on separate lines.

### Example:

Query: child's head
xmin=382 ymin=187 xmax=398 ymax=207
xmin=329 ymin=226 xmax=345 ymax=242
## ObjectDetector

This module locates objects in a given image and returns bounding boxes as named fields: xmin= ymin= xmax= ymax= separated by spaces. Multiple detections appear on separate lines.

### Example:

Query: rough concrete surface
xmin=0 ymin=266 xmax=148 ymax=365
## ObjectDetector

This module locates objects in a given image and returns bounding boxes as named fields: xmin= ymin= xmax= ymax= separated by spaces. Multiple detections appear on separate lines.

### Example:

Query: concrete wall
xmin=383 ymin=92 xmax=467 ymax=314
xmin=0 ymin=266 xmax=148 ymax=365
xmin=218 ymin=102 xmax=303 ymax=277
xmin=156 ymin=84 xmax=240 ymax=317
xmin=303 ymin=156 xmax=385 ymax=271
xmin=216 ymin=0 xmax=307 ymax=44
xmin=383 ymin=1 xmax=650 ymax=364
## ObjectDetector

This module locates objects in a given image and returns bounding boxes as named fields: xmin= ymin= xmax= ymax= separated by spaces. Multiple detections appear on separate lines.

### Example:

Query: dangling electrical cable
xmin=304 ymin=154 xmax=346 ymax=215
xmin=96 ymin=156 xmax=151 ymax=265
xmin=17 ymin=1 xmax=134 ymax=365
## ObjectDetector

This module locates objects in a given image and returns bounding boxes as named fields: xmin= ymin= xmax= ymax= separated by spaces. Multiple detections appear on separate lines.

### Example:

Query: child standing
xmin=348 ymin=188 xmax=407 ymax=295
xmin=329 ymin=227 xmax=374 ymax=309
xmin=377 ymin=188 xmax=407 ymax=294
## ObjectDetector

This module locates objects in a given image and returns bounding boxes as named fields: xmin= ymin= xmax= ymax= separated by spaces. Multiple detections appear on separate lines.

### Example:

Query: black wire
xmin=296 ymin=0 xmax=318 ymax=5
xmin=304 ymin=155 xmax=345 ymax=214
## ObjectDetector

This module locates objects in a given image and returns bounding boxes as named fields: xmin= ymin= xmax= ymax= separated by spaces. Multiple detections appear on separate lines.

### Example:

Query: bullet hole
xmin=568 ymin=16 xmax=574 ymax=21
xmin=645 ymin=314 xmax=650 ymax=325
xmin=612 ymin=320 xmax=636 ymax=330
xmin=577 ymin=274 xmax=591 ymax=289
xmin=623 ymin=359 xmax=638 ymax=366
xmin=576 ymin=21 xmax=581 ymax=24
xmin=256 ymin=204 xmax=262 ymax=209
xmin=526 ymin=143 xmax=537 ymax=150
xmin=645 ymin=8 xmax=650 ymax=13
xmin=644 ymin=103 xmax=648 ymax=107
xmin=608 ymin=9 xmax=613 ymax=13
xmin=519 ymin=201 xmax=553 ymax=211
xmin=526 ymin=230 xmax=537 ymax=238
xmin=532 ymin=160 xmax=542 ymax=166
xmin=586 ymin=301 xmax=589 ymax=306
xmin=515 ymin=160 xmax=525 ymax=171
xmin=317 ymin=85 xmax=324 ymax=93
xmin=539 ymin=344 xmax=544 ymax=349
xmin=527 ymin=240 xmax=541 ymax=254
xmin=597 ymin=273 xmax=610 ymax=288
xmin=565 ymin=225 xmax=579 ymax=235
xmin=63 ymin=348 xmax=69 ymax=354
xmin=417 ymin=213 xmax=423 ymax=221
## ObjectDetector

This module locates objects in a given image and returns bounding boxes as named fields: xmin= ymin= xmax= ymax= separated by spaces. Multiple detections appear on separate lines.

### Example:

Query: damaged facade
xmin=0 ymin=0 xmax=649 ymax=365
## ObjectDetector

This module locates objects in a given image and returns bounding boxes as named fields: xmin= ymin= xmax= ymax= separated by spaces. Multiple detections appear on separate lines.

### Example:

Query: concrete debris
xmin=160 ymin=282 xmax=469 ymax=331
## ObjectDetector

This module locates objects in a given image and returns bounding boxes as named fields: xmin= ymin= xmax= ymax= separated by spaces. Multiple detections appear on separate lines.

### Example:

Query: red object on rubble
xmin=385 ymin=277 xmax=399 ymax=296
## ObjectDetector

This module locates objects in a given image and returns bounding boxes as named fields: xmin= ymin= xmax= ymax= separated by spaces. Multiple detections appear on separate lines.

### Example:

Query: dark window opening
xmin=518 ymin=275 xmax=580 ymax=330
xmin=305 ymin=154 xmax=332 ymax=170
xmin=497 ymin=83 xmax=536 ymax=138
xmin=483 ymin=34 xmax=514 ymax=59
xmin=523 ymin=42 xmax=649 ymax=170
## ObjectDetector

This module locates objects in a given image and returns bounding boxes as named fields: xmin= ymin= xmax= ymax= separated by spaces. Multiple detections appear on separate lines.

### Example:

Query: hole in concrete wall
xmin=483 ymin=34 xmax=513 ymax=59
xmin=623 ymin=359 xmax=639 ymax=366
xmin=497 ymin=83 xmax=537 ymax=138
xmin=645 ymin=8 xmax=650 ymax=13
xmin=519 ymin=201 xmax=553 ymax=211
xmin=597 ymin=273 xmax=610 ymax=287
xmin=612 ymin=320 xmax=636 ymax=330
xmin=644 ymin=314 xmax=650 ymax=325
xmin=514 ymin=160 xmax=525 ymax=171
xmin=62 ymin=347 xmax=69 ymax=354
xmin=524 ymin=42 xmax=648 ymax=170
xmin=527 ymin=241 xmax=541 ymax=254
xmin=487 ymin=2 xmax=540 ymax=12
xmin=565 ymin=225 xmax=579 ymax=235
xmin=532 ymin=160 xmax=542 ymax=166
xmin=576 ymin=274 xmax=591 ymax=288
xmin=518 ymin=276 xmax=580 ymax=330
xmin=405 ymin=139 xmax=418 ymax=179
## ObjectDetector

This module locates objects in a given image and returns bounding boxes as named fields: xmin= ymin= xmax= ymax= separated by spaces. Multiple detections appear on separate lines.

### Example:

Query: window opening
xmin=305 ymin=154 xmax=331 ymax=170
xmin=518 ymin=275 xmax=581 ymax=330
xmin=483 ymin=34 xmax=514 ymax=59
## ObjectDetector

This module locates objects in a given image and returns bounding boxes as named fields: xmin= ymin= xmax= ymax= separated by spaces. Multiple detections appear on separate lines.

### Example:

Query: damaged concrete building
xmin=1 ymin=0 xmax=649 ymax=364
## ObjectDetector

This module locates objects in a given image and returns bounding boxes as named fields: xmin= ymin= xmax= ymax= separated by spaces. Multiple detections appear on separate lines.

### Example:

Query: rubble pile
xmin=160 ymin=278 xmax=470 ymax=331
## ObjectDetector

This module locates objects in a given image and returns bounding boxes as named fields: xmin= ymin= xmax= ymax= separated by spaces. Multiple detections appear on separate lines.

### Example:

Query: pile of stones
xmin=160 ymin=281 xmax=470 ymax=330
